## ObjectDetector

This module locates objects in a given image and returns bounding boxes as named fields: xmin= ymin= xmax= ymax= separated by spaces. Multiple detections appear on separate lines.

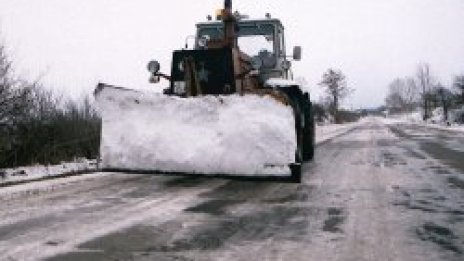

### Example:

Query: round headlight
xmin=147 ymin=60 xmax=160 ymax=74
xmin=198 ymin=35 xmax=210 ymax=48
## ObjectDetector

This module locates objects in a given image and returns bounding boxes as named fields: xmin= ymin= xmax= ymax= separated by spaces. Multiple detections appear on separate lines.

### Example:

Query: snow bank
xmin=427 ymin=107 xmax=463 ymax=124
xmin=0 ymin=158 xmax=96 ymax=185
xmin=96 ymin=87 xmax=297 ymax=176
xmin=449 ymin=106 xmax=464 ymax=124
xmin=315 ymin=121 xmax=360 ymax=144
xmin=382 ymin=107 xmax=464 ymax=133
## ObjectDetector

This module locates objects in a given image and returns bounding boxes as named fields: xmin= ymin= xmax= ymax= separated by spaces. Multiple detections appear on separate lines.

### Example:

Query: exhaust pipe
xmin=223 ymin=0 xmax=236 ymax=47
xmin=225 ymin=0 xmax=232 ymax=10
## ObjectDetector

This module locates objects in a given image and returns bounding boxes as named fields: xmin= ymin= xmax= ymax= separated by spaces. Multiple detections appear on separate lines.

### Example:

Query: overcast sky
xmin=0 ymin=0 xmax=463 ymax=108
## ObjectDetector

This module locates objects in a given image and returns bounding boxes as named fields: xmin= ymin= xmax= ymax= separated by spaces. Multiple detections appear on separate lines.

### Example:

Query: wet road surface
xmin=0 ymin=118 xmax=463 ymax=260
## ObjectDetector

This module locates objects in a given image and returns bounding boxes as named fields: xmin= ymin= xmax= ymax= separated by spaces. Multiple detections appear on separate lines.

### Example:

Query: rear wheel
xmin=303 ymin=105 xmax=315 ymax=161
xmin=309 ymin=118 xmax=315 ymax=160
xmin=302 ymin=104 xmax=315 ymax=161
xmin=296 ymin=125 xmax=304 ymax=163
xmin=274 ymin=85 xmax=306 ymax=183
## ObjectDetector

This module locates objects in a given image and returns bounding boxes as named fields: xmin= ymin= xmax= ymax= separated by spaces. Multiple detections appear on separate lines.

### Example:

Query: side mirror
xmin=147 ymin=60 xmax=160 ymax=74
xmin=293 ymin=46 xmax=302 ymax=61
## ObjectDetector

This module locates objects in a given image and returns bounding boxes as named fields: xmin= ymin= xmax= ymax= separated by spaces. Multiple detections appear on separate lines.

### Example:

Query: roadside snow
xmin=315 ymin=121 xmax=360 ymax=144
xmin=408 ymin=122 xmax=464 ymax=133
xmin=96 ymin=87 xmax=296 ymax=176
xmin=0 ymin=159 xmax=97 ymax=186
xmin=383 ymin=108 xmax=464 ymax=133
xmin=0 ymin=172 xmax=109 ymax=200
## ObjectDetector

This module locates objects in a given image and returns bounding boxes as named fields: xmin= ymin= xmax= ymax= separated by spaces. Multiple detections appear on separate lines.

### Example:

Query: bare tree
xmin=0 ymin=43 xmax=34 ymax=143
xmin=416 ymin=63 xmax=435 ymax=120
xmin=319 ymin=68 xmax=351 ymax=123
xmin=404 ymin=77 xmax=420 ymax=111
xmin=385 ymin=78 xmax=406 ymax=113
xmin=385 ymin=77 xmax=419 ymax=113
xmin=434 ymin=83 xmax=453 ymax=122
xmin=453 ymin=75 xmax=464 ymax=105
xmin=0 ymin=38 xmax=101 ymax=168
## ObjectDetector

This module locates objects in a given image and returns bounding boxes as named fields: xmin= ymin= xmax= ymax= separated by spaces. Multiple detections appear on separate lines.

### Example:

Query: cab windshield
xmin=197 ymin=23 xmax=275 ymax=57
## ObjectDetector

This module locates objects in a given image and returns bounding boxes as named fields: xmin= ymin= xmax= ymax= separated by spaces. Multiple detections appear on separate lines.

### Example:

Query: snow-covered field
xmin=0 ymin=159 xmax=96 ymax=186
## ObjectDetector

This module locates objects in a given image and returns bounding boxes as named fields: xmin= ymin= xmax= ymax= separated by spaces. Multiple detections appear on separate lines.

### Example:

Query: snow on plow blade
xmin=95 ymin=84 xmax=297 ymax=177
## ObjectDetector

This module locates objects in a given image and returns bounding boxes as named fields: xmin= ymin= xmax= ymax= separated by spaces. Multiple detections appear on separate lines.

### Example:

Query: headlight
xmin=198 ymin=35 xmax=210 ymax=48
xmin=147 ymin=60 xmax=160 ymax=74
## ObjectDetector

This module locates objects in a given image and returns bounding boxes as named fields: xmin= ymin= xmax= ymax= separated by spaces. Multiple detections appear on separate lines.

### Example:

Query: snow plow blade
xmin=94 ymin=83 xmax=300 ymax=180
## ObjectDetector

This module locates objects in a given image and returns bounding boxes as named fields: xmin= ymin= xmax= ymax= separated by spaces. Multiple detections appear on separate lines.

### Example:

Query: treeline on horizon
xmin=385 ymin=63 xmax=464 ymax=123
xmin=0 ymin=42 xmax=101 ymax=169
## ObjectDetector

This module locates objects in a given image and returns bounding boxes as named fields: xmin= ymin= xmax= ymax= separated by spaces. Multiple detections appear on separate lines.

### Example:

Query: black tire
xmin=296 ymin=125 xmax=304 ymax=164
xmin=310 ymin=118 xmax=315 ymax=160
xmin=307 ymin=109 xmax=315 ymax=160
xmin=302 ymin=127 xmax=312 ymax=161
xmin=290 ymin=116 xmax=303 ymax=183
xmin=274 ymin=85 xmax=306 ymax=183
xmin=303 ymin=104 xmax=315 ymax=161
xmin=289 ymin=163 xmax=302 ymax=183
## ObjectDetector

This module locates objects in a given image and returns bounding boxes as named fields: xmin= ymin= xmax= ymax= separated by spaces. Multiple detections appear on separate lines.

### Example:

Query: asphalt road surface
xmin=1 ymin=118 xmax=463 ymax=261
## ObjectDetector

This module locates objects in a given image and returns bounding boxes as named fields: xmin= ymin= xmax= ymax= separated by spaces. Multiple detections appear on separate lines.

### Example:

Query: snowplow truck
xmin=95 ymin=0 xmax=315 ymax=182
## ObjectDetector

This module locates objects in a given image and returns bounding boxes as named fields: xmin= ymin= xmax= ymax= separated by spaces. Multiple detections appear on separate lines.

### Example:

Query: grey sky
xmin=0 ymin=0 xmax=463 ymax=108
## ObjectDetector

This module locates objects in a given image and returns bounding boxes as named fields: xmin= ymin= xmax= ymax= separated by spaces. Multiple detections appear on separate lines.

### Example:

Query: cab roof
xmin=196 ymin=18 xmax=284 ymax=30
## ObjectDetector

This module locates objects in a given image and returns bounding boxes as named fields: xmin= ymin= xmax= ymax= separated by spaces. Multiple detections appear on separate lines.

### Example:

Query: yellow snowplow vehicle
xmin=95 ymin=0 xmax=314 ymax=182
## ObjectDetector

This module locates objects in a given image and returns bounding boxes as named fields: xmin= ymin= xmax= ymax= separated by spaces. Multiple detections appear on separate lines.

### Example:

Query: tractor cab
xmin=195 ymin=17 xmax=299 ymax=81
xmin=147 ymin=7 xmax=302 ymax=98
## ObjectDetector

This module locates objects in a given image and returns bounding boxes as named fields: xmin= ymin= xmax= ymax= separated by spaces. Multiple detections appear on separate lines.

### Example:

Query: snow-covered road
xmin=1 ymin=117 xmax=463 ymax=260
